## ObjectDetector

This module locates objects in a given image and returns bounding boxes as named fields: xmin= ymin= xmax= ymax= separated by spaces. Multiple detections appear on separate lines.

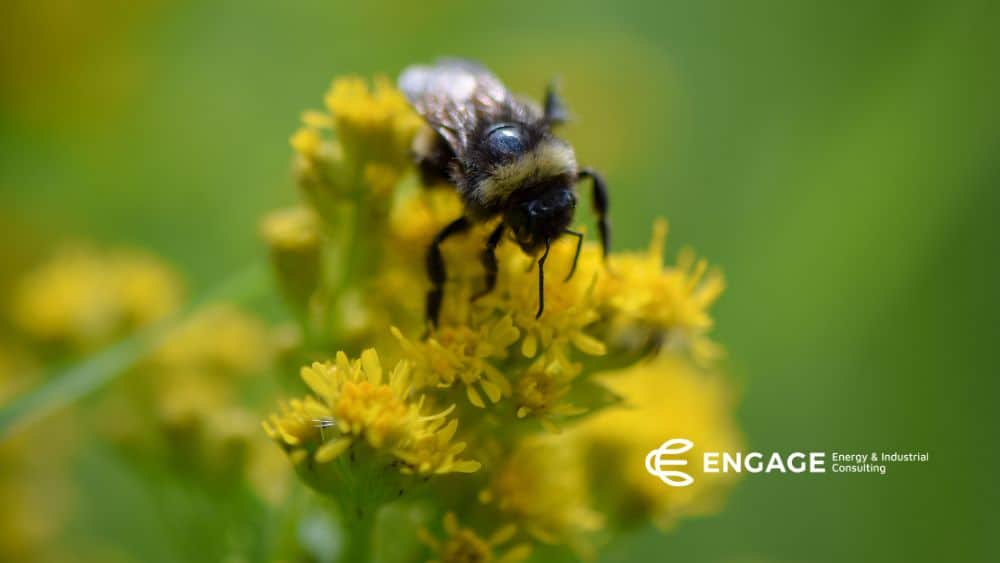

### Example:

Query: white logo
xmin=644 ymin=439 xmax=926 ymax=485
xmin=645 ymin=438 xmax=695 ymax=487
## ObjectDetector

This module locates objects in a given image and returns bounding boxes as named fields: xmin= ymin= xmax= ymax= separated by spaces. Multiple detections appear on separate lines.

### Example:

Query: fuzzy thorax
xmin=473 ymin=138 xmax=577 ymax=207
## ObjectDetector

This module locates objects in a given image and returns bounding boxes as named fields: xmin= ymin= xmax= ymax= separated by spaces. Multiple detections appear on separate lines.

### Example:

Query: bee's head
xmin=505 ymin=185 xmax=577 ymax=253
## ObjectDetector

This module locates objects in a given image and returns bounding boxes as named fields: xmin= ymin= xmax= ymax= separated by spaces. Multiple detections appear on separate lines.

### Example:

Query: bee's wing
xmin=399 ymin=59 xmax=515 ymax=158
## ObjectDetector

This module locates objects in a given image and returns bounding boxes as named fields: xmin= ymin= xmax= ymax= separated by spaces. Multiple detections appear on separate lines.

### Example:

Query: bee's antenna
xmin=563 ymin=229 xmax=584 ymax=281
xmin=544 ymin=79 xmax=569 ymax=125
xmin=536 ymin=238 xmax=551 ymax=319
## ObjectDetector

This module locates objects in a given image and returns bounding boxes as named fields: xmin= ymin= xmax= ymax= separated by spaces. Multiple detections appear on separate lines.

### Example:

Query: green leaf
xmin=0 ymin=263 xmax=269 ymax=440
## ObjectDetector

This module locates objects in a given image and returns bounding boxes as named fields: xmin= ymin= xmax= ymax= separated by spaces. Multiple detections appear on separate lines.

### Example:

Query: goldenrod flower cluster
xmin=261 ymin=75 xmax=742 ymax=561
xmin=1 ymin=245 xmax=187 ymax=561
xmin=264 ymin=349 xmax=479 ymax=477
xmin=6 ymin=240 xmax=307 ymax=563
xmin=10 ymin=246 xmax=182 ymax=350
xmin=97 ymin=303 xmax=288 ymax=507
xmin=146 ymin=305 xmax=274 ymax=429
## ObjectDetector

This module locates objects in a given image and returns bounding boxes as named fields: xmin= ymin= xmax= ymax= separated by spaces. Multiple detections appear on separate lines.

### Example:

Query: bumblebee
xmin=399 ymin=59 xmax=610 ymax=327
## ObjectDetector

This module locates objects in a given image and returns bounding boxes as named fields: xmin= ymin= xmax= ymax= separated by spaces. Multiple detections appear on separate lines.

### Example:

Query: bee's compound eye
xmin=485 ymin=124 xmax=525 ymax=156
xmin=527 ymin=200 xmax=546 ymax=216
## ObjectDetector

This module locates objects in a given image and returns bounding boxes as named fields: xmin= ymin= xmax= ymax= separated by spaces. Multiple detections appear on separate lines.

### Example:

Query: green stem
xmin=340 ymin=497 xmax=376 ymax=563
xmin=325 ymin=195 xmax=381 ymax=345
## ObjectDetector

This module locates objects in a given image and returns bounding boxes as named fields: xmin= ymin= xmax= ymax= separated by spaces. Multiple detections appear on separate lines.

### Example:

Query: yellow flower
xmin=260 ymin=206 xmax=324 ymax=311
xmin=290 ymin=126 xmax=323 ymax=160
xmin=10 ymin=246 xmax=182 ymax=349
xmin=392 ymin=318 xmax=518 ymax=408
xmin=496 ymin=239 xmax=608 ymax=361
xmin=480 ymin=436 xmax=602 ymax=553
xmin=260 ymin=205 xmax=322 ymax=252
xmin=572 ymin=353 xmax=742 ymax=529
xmin=324 ymin=76 xmax=422 ymax=169
xmin=123 ymin=305 xmax=276 ymax=440
xmin=388 ymin=188 xmax=466 ymax=257
xmin=262 ymin=397 xmax=326 ymax=456
xmin=151 ymin=305 xmax=273 ymax=376
xmin=419 ymin=513 xmax=532 ymax=563
xmin=395 ymin=417 xmax=482 ymax=475
xmin=292 ymin=76 xmax=421 ymax=211
xmin=513 ymin=356 xmax=585 ymax=429
xmin=594 ymin=220 xmax=725 ymax=364
xmin=264 ymin=349 xmax=479 ymax=475
xmin=155 ymin=369 xmax=231 ymax=428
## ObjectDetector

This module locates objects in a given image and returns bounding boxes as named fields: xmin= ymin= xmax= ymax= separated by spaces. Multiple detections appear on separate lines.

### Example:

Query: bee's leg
xmin=426 ymin=216 xmax=471 ymax=330
xmin=472 ymin=223 xmax=505 ymax=301
xmin=578 ymin=168 xmax=610 ymax=258
xmin=535 ymin=238 xmax=552 ymax=319
xmin=562 ymin=229 xmax=584 ymax=281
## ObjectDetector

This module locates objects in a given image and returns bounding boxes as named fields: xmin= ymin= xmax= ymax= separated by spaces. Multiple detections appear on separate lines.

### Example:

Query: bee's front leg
xmin=472 ymin=223 xmax=505 ymax=301
xmin=578 ymin=168 xmax=610 ymax=258
xmin=426 ymin=216 xmax=471 ymax=330
xmin=535 ymin=238 xmax=552 ymax=319
xmin=562 ymin=229 xmax=584 ymax=281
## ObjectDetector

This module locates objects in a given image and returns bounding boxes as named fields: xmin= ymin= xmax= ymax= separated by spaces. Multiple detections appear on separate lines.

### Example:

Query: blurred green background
xmin=2 ymin=0 xmax=997 ymax=561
